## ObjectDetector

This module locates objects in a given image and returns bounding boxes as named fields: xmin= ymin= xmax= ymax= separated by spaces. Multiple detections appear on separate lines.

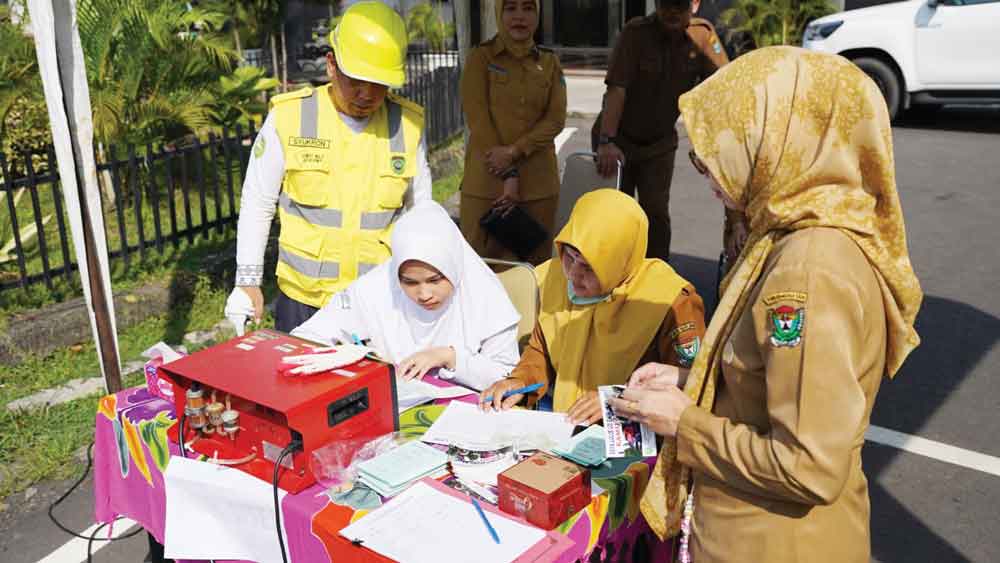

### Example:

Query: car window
xmin=948 ymin=0 xmax=1000 ymax=5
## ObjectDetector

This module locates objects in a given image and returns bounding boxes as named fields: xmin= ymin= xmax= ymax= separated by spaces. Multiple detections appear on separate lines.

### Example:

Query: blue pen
xmin=482 ymin=382 xmax=543 ymax=404
xmin=471 ymin=497 xmax=501 ymax=544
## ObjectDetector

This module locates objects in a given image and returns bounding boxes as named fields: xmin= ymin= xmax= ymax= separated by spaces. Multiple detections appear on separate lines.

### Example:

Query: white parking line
xmin=37 ymin=518 xmax=139 ymax=563
xmin=867 ymin=425 xmax=1000 ymax=477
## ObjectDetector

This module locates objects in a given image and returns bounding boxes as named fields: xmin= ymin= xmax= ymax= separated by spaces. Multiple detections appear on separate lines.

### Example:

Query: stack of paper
xmin=552 ymin=424 xmax=608 ymax=467
xmin=395 ymin=377 xmax=477 ymax=413
xmin=356 ymin=441 xmax=449 ymax=497
xmin=341 ymin=481 xmax=547 ymax=563
xmin=421 ymin=401 xmax=575 ymax=451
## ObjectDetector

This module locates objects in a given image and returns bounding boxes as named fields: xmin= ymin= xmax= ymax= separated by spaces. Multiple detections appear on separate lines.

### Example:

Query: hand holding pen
xmin=478 ymin=379 xmax=543 ymax=412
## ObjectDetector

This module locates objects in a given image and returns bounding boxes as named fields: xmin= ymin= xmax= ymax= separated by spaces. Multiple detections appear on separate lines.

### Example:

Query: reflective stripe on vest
xmin=279 ymin=192 xmax=343 ymax=227
xmin=358 ymin=263 xmax=378 ymax=276
xmin=298 ymin=90 xmax=405 ymax=152
xmin=279 ymin=246 xmax=340 ymax=279
xmin=359 ymin=209 xmax=398 ymax=230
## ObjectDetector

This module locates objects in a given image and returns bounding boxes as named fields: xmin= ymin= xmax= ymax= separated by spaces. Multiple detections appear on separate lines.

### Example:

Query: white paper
xmin=396 ymin=378 xmax=477 ymax=413
xmin=451 ymin=456 xmax=518 ymax=487
xmin=164 ymin=456 xmax=288 ymax=561
xmin=421 ymin=401 xmax=574 ymax=451
xmin=141 ymin=342 xmax=183 ymax=364
xmin=340 ymin=481 xmax=545 ymax=563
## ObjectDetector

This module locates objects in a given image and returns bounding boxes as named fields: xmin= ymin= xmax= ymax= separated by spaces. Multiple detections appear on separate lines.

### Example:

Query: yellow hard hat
xmin=329 ymin=2 xmax=407 ymax=88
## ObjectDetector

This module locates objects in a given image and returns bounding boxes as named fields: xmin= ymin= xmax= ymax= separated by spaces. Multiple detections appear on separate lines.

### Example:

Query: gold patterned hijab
xmin=494 ymin=0 xmax=539 ymax=59
xmin=641 ymin=46 xmax=924 ymax=539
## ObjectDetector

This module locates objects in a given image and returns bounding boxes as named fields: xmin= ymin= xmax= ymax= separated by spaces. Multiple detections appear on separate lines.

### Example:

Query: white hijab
xmin=316 ymin=202 xmax=519 ymax=364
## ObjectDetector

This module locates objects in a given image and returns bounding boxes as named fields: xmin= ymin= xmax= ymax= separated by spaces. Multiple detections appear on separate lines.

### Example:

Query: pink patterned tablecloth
xmin=93 ymin=384 xmax=672 ymax=562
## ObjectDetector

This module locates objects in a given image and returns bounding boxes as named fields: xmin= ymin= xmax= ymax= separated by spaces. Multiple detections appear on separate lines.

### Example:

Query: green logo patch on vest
xmin=390 ymin=155 xmax=406 ymax=174
xmin=674 ymin=336 xmax=700 ymax=367
xmin=769 ymin=305 xmax=805 ymax=348
xmin=289 ymin=136 xmax=331 ymax=149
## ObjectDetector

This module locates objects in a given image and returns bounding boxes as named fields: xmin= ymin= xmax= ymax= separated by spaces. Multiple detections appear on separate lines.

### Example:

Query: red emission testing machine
xmin=160 ymin=330 xmax=397 ymax=493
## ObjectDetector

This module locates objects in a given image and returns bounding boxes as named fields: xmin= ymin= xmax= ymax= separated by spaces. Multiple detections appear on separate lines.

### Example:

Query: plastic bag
xmin=310 ymin=432 xmax=414 ymax=491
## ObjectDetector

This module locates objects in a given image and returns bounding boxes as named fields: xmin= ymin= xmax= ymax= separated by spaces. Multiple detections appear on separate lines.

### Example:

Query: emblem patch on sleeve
xmin=252 ymin=135 xmax=266 ymax=158
xmin=768 ymin=305 xmax=805 ymax=348
xmin=674 ymin=336 xmax=700 ymax=367
xmin=390 ymin=155 xmax=406 ymax=174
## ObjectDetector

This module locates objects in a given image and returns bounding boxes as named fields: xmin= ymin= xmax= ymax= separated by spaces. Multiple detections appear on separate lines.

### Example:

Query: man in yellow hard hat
xmin=226 ymin=1 xmax=430 ymax=333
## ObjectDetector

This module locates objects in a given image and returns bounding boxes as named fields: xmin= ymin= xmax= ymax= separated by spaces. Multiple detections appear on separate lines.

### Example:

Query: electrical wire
xmin=273 ymin=441 xmax=301 ymax=563
xmin=46 ymin=441 xmax=144 ymax=562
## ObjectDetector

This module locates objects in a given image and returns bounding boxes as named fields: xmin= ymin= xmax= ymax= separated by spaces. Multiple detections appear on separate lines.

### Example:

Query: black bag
xmin=479 ymin=205 xmax=548 ymax=260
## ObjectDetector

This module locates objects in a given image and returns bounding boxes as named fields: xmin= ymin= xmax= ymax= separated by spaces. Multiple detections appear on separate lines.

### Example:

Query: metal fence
xmin=0 ymin=49 xmax=464 ymax=293
xmin=400 ymin=49 xmax=464 ymax=147
xmin=0 ymin=126 xmax=257 ymax=292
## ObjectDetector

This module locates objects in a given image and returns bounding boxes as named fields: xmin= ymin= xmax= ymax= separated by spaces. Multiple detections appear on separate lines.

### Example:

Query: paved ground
xmin=2 ymin=77 xmax=998 ymax=561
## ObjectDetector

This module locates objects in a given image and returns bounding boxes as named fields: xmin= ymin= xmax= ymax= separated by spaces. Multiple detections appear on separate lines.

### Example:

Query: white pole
xmin=26 ymin=0 xmax=122 ymax=391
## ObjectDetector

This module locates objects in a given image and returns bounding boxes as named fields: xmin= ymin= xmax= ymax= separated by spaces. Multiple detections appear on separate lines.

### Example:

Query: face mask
xmin=567 ymin=280 xmax=610 ymax=306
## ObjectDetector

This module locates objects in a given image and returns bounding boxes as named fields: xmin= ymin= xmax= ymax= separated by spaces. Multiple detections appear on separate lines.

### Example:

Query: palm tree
xmin=77 ymin=0 xmax=239 ymax=146
xmin=720 ymin=0 xmax=835 ymax=54
xmin=406 ymin=1 xmax=456 ymax=51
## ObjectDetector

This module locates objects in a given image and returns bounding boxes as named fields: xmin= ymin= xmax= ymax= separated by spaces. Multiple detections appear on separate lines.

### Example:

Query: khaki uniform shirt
xmin=460 ymin=39 xmax=567 ymax=201
xmin=511 ymin=285 xmax=706 ymax=403
xmin=601 ymin=16 xmax=727 ymax=155
xmin=678 ymin=227 xmax=888 ymax=563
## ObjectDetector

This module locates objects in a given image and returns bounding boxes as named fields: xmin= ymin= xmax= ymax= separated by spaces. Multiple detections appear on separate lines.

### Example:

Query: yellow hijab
xmin=641 ymin=46 xmax=924 ymax=539
xmin=493 ymin=0 xmax=539 ymax=59
xmin=537 ymin=189 xmax=689 ymax=412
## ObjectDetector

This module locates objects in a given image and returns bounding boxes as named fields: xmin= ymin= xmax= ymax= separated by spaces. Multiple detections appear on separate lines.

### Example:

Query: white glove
xmin=281 ymin=344 xmax=371 ymax=375
xmin=224 ymin=288 xmax=256 ymax=336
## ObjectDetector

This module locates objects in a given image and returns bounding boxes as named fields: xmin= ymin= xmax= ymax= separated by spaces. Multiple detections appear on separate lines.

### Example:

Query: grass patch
xmin=432 ymin=169 xmax=462 ymax=203
xmin=0 ymin=141 xmax=461 ymax=502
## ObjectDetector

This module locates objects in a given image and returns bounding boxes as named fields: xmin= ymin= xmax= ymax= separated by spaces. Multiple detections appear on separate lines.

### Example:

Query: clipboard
xmin=330 ymin=477 xmax=575 ymax=562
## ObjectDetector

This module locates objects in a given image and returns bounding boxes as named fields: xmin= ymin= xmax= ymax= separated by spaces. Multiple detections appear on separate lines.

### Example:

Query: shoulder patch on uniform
xmin=674 ymin=336 xmax=700 ymax=368
xmin=269 ymin=87 xmax=313 ymax=106
xmin=252 ymin=135 xmax=266 ymax=158
xmin=768 ymin=305 xmax=805 ymax=348
xmin=762 ymin=291 xmax=807 ymax=306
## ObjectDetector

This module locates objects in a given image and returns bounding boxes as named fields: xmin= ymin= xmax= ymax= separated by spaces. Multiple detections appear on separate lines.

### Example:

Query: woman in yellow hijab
xmin=610 ymin=47 xmax=923 ymax=562
xmin=458 ymin=0 xmax=567 ymax=264
xmin=479 ymin=189 xmax=706 ymax=425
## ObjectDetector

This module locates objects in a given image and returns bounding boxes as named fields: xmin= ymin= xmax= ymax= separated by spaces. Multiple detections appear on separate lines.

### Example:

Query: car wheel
xmin=853 ymin=57 xmax=901 ymax=121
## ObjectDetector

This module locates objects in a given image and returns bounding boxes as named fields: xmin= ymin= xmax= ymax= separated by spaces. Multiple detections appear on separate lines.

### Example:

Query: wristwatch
xmin=597 ymin=134 xmax=616 ymax=146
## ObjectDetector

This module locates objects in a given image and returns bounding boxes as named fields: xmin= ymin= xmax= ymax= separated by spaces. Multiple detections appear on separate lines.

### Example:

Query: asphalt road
xmin=2 ymin=106 xmax=998 ymax=563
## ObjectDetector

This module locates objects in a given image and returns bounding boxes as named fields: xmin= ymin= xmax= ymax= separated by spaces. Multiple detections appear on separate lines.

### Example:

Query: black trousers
xmin=274 ymin=290 xmax=319 ymax=333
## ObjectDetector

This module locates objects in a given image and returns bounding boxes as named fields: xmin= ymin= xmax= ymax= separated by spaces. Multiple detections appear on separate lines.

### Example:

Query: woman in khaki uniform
xmin=610 ymin=47 xmax=924 ymax=562
xmin=459 ymin=0 xmax=566 ymax=264
xmin=479 ymin=190 xmax=706 ymax=425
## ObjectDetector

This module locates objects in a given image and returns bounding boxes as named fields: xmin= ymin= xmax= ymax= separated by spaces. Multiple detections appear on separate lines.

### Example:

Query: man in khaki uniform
xmin=593 ymin=0 xmax=728 ymax=262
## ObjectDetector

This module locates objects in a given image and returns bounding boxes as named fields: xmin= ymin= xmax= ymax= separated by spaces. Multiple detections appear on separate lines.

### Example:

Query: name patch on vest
xmin=288 ymin=137 xmax=331 ymax=149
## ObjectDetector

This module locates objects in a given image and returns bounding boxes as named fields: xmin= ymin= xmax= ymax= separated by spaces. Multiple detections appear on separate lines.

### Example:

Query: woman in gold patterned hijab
xmin=610 ymin=46 xmax=922 ymax=562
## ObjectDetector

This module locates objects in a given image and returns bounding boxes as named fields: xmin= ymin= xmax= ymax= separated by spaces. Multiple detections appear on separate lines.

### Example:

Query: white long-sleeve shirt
xmin=235 ymin=111 xmax=433 ymax=286
xmin=291 ymin=300 xmax=519 ymax=391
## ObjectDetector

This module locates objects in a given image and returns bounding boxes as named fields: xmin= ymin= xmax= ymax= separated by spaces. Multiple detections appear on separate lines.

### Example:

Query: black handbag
xmin=479 ymin=205 xmax=548 ymax=260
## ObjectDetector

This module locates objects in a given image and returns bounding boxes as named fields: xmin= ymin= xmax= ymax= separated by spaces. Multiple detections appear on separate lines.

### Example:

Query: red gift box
xmin=498 ymin=452 xmax=591 ymax=530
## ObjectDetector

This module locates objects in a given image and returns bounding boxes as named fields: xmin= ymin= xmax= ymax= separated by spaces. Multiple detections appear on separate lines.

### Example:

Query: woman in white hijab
xmin=292 ymin=201 xmax=521 ymax=391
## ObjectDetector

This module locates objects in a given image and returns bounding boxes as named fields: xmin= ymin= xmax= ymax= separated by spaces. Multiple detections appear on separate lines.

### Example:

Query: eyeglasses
xmin=688 ymin=150 xmax=708 ymax=176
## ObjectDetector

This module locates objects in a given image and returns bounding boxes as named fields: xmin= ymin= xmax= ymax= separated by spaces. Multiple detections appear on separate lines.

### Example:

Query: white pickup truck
xmin=802 ymin=0 xmax=1000 ymax=120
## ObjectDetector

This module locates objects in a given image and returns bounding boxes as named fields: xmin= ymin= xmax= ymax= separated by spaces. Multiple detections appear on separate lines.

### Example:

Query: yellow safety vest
xmin=270 ymin=85 xmax=424 ymax=308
